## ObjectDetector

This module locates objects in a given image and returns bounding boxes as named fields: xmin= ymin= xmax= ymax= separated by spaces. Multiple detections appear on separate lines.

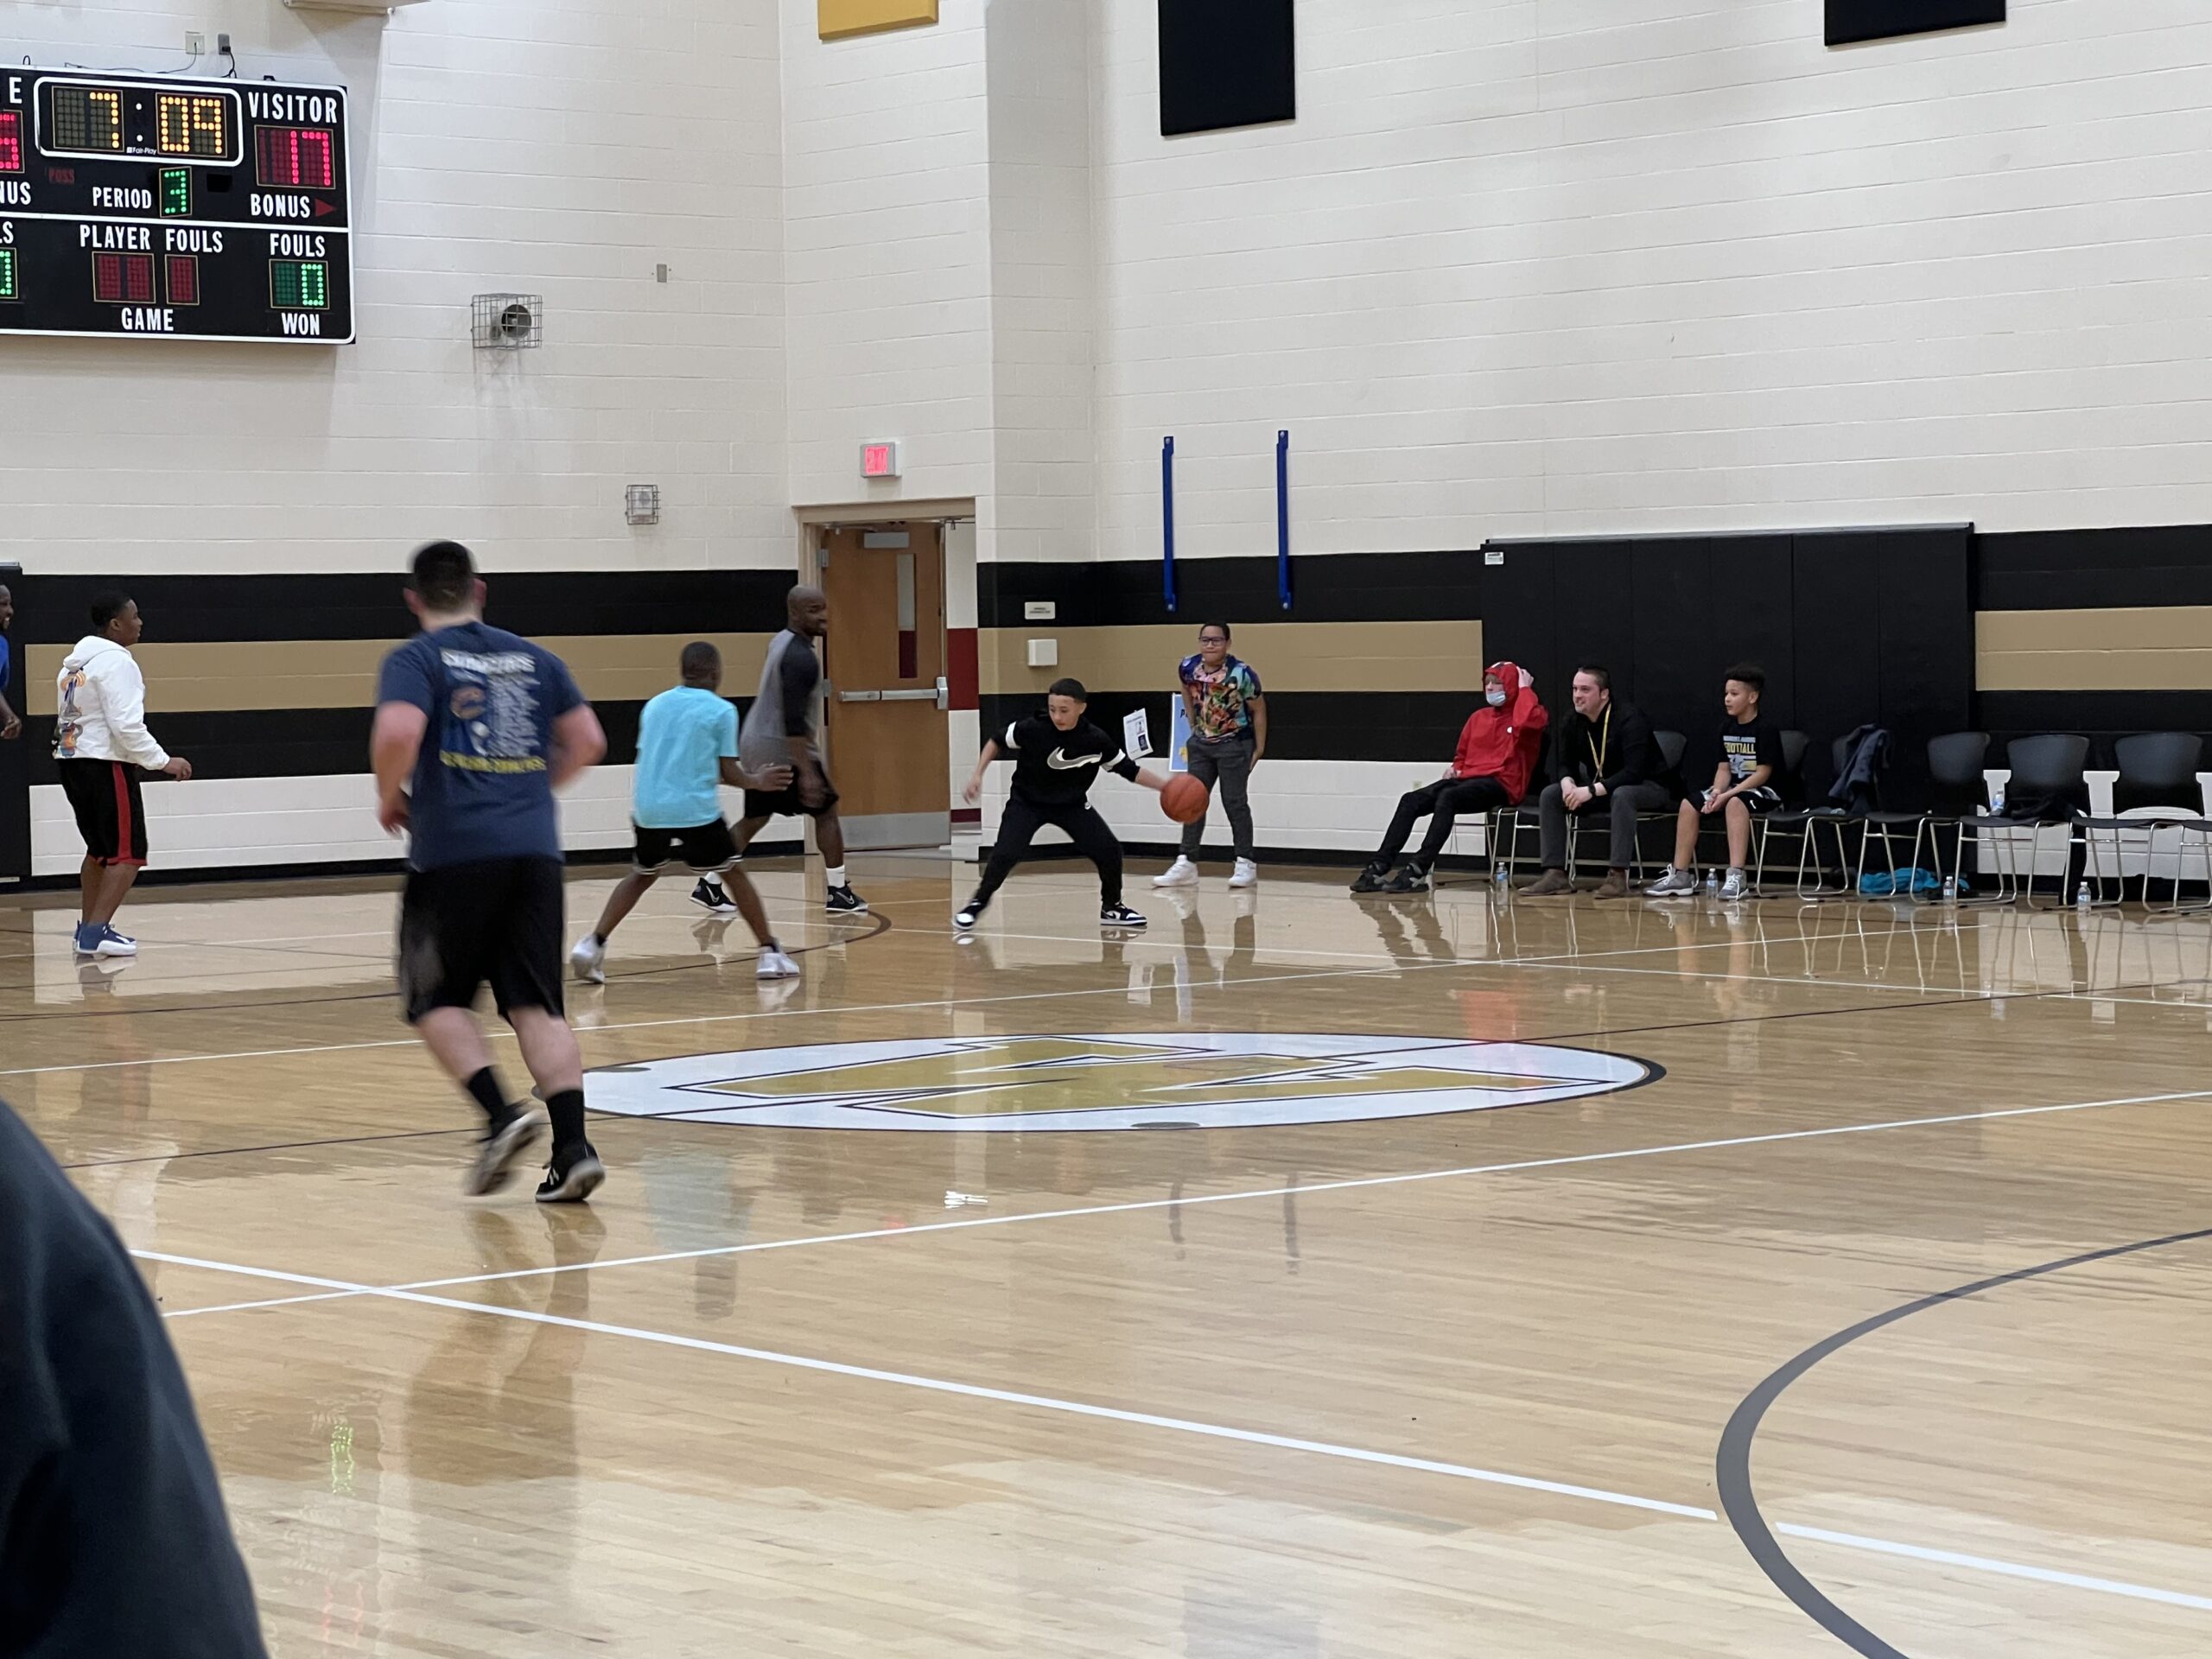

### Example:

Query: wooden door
xmin=819 ymin=524 xmax=949 ymax=849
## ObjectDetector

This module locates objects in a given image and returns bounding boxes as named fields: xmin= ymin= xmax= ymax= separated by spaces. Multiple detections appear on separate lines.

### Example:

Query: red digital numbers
xmin=167 ymin=255 xmax=201 ymax=306
xmin=256 ymin=124 xmax=335 ymax=190
xmin=92 ymin=251 xmax=156 ymax=304
xmin=0 ymin=111 xmax=21 ymax=174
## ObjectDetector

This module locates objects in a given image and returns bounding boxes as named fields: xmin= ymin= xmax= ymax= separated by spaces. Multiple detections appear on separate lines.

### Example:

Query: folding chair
xmin=1752 ymin=730 xmax=1852 ymax=898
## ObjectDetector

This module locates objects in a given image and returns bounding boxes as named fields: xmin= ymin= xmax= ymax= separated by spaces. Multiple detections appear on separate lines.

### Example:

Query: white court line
xmin=1776 ymin=1523 xmax=2212 ymax=1613
xmin=160 ymin=1086 xmax=2212 ymax=1316
xmin=138 ymin=1245 xmax=2210 ymax=1615
xmin=0 ymin=931 xmax=1869 ymax=1081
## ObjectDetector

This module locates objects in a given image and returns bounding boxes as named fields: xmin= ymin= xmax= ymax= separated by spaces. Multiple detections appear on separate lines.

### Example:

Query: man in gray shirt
xmin=735 ymin=585 xmax=867 ymax=915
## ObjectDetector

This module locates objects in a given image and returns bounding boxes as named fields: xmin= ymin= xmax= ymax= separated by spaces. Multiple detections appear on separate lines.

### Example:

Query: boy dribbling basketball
xmin=956 ymin=679 xmax=1168 ymax=931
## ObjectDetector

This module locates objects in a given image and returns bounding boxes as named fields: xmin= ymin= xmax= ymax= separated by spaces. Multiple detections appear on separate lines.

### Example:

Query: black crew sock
xmin=465 ymin=1066 xmax=511 ymax=1126
xmin=545 ymin=1088 xmax=588 ymax=1153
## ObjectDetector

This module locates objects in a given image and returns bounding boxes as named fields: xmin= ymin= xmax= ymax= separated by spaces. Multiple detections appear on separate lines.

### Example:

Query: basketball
xmin=1160 ymin=773 xmax=1210 ymax=823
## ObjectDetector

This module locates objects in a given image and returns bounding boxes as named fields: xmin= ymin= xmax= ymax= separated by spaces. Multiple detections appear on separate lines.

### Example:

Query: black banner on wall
xmin=1827 ymin=1 xmax=2004 ymax=48
xmin=1159 ymin=0 xmax=1296 ymax=137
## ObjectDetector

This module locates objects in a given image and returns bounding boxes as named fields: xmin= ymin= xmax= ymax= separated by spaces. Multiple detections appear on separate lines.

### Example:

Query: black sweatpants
xmin=970 ymin=795 xmax=1124 ymax=909
xmin=1375 ymin=776 xmax=1512 ymax=869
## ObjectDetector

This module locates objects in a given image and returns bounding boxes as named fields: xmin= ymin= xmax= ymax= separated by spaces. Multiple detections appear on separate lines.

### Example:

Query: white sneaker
xmin=1152 ymin=857 xmax=1199 ymax=887
xmin=954 ymin=903 xmax=983 ymax=930
xmin=1720 ymin=868 xmax=1749 ymax=902
xmin=1228 ymin=857 xmax=1258 ymax=889
xmin=756 ymin=947 xmax=801 ymax=980
xmin=1645 ymin=868 xmax=1697 ymax=897
xmin=569 ymin=934 xmax=607 ymax=984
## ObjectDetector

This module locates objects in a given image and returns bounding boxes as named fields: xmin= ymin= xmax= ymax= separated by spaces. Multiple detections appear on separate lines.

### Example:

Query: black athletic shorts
xmin=1688 ymin=784 xmax=1781 ymax=814
xmin=743 ymin=769 xmax=839 ymax=821
xmin=397 ymin=855 xmax=565 ymax=1025
xmin=632 ymin=818 xmax=739 ymax=874
xmin=57 ymin=758 xmax=149 ymax=867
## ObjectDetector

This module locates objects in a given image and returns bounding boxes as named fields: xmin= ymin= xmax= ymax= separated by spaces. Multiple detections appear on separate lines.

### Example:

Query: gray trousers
xmin=1537 ymin=779 xmax=1672 ymax=871
xmin=1180 ymin=734 xmax=1256 ymax=860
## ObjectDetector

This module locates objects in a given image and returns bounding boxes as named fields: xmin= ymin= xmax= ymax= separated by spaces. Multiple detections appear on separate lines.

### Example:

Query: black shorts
xmin=57 ymin=758 xmax=148 ymax=867
xmin=743 ymin=770 xmax=839 ymax=821
xmin=1688 ymin=784 xmax=1781 ymax=814
xmin=632 ymin=819 xmax=739 ymax=874
xmin=397 ymin=855 xmax=566 ymax=1025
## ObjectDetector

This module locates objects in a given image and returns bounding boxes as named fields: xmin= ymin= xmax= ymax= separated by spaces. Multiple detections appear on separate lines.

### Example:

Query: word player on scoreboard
xmin=0 ymin=67 xmax=353 ymax=343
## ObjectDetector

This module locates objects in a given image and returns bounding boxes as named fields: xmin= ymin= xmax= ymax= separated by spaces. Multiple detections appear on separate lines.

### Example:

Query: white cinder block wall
xmin=16 ymin=0 xmax=2212 ymax=873
xmin=9 ymin=0 xmax=787 ymax=874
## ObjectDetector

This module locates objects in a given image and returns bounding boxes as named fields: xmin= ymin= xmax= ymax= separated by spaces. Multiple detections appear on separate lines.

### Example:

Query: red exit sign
xmin=861 ymin=441 xmax=900 ymax=480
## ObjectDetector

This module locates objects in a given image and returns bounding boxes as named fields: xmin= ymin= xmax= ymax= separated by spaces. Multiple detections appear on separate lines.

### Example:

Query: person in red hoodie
xmin=1351 ymin=661 xmax=1547 ymax=893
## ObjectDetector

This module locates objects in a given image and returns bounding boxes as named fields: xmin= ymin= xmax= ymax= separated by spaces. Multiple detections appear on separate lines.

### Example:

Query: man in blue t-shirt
xmin=568 ymin=641 xmax=798 ymax=986
xmin=0 ymin=582 xmax=19 ymax=741
xmin=372 ymin=541 xmax=609 ymax=1204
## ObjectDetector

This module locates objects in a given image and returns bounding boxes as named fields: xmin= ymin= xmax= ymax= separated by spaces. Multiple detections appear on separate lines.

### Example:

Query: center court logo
xmin=588 ymin=1033 xmax=1656 ymax=1134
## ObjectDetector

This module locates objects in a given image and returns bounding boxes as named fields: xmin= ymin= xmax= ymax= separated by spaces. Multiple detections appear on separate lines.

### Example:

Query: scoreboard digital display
xmin=0 ymin=67 xmax=353 ymax=344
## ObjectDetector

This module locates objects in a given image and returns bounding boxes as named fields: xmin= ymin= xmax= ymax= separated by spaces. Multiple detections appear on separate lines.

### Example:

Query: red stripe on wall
xmin=947 ymin=627 xmax=979 ymax=711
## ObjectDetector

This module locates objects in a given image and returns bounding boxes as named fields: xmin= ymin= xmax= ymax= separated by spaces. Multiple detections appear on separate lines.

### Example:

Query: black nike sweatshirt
xmin=998 ymin=714 xmax=1141 ymax=807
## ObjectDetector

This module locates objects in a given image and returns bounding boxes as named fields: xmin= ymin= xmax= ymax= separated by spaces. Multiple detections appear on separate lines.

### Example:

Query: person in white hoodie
xmin=54 ymin=594 xmax=191 ymax=958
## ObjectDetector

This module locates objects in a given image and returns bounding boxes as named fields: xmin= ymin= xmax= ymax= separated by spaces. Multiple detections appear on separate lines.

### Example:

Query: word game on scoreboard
xmin=0 ymin=67 xmax=353 ymax=344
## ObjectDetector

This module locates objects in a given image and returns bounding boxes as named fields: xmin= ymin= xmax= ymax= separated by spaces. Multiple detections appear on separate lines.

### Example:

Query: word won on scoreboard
xmin=0 ymin=67 xmax=353 ymax=344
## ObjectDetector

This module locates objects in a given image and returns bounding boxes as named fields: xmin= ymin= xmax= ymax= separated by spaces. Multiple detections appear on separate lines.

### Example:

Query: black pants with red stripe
xmin=57 ymin=759 xmax=149 ymax=867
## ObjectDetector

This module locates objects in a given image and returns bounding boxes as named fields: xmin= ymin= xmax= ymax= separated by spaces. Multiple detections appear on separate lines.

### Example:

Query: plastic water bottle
xmin=2075 ymin=880 xmax=2092 ymax=912
xmin=1493 ymin=860 xmax=1509 ymax=889
xmin=1942 ymin=874 xmax=1958 ymax=903
xmin=1703 ymin=868 xmax=1719 ymax=894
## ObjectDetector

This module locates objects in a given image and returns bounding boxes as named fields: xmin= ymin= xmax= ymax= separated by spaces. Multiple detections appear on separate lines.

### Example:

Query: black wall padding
xmin=1159 ymin=0 xmax=1296 ymax=137
xmin=1480 ymin=528 xmax=1972 ymax=810
xmin=1827 ymin=1 xmax=2003 ymax=48
xmin=0 ymin=563 xmax=24 ymax=880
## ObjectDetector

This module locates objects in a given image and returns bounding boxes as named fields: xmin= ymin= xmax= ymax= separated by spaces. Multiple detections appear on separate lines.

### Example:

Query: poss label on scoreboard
xmin=0 ymin=67 xmax=353 ymax=344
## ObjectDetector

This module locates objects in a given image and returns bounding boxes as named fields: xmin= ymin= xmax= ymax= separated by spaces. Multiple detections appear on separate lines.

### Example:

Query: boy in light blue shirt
xmin=569 ymin=642 xmax=798 ymax=983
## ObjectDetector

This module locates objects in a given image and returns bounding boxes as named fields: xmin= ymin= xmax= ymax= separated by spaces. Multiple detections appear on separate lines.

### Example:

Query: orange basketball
xmin=1161 ymin=773 xmax=1210 ymax=823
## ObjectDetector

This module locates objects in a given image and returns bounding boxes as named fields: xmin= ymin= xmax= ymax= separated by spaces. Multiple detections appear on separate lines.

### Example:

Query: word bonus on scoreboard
xmin=0 ymin=67 xmax=353 ymax=343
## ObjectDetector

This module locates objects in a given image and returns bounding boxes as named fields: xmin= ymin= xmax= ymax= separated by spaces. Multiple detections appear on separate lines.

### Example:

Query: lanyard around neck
xmin=1588 ymin=703 xmax=1611 ymax=777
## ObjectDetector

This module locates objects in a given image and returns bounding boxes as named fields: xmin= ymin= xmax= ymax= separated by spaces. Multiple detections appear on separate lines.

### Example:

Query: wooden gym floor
xmin=9 ymin=855 xmax=2212 ymax=1657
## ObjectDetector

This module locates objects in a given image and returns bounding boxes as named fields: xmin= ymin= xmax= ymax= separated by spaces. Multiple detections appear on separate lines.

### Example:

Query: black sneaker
xmin=1349 ymin=861 xmax=1390 ymax=893
xmin=690 ymin=877 xmax=738 ymax=915
xmin=1384 ymin=863 xmax=1431 ymax=893
xmin=465 ymin=1103 xmax=548 ymax=1197
xmin=536 ymin=1142 xmax=607 ymax=1205
xmin=953 ymin=901 xmax=984 ymax=930
xmin=1100 ymin=903 xmax=1148 ymax=928
xmin=825 ymin=884 xmax=868 ymax=916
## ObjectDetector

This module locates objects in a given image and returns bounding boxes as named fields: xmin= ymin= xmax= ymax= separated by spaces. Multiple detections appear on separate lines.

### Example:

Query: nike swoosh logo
xmin=1046 ymin=748 xmax=1101 ymax=770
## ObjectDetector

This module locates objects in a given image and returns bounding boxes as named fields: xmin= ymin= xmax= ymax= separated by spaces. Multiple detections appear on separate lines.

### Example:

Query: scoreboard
xmin=0 ymin=67 xmax=353 ymax=345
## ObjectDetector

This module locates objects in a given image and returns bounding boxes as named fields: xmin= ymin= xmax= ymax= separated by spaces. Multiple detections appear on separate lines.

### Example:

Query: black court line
xmin=1717 ymin=1225 xmax=2212 ymax=1658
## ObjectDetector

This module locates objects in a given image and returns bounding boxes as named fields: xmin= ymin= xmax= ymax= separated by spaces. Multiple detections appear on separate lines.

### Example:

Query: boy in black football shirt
xmin=1647 ymin=662 xmax=1785 ymax=901
xmin=957 ymin=678 xmax=1168 ymax=930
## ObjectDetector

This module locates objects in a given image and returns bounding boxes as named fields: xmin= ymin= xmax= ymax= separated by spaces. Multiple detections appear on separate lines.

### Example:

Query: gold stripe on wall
xmin=819 ymin=0 xmax=937 ymax=40
xmin=981 ymin=621 xmax=1487 ymax=697
xmin=23 ymin=633 xmax=775 ymax=717
xmin=1976 ymin=607 xmax=2212 ymax=692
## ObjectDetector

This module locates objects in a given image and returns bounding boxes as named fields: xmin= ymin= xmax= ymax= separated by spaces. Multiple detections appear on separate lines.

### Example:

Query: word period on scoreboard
xmin=0 ymin=67 xmax=353 ymax=343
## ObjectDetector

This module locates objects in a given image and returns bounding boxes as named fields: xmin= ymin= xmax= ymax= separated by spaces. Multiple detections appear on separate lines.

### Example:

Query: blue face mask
xmin=1486 ymin=687 xmax=1506 ymax=708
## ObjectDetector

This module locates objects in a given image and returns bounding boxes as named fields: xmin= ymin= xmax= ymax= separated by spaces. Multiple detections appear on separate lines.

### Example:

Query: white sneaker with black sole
xmin=756 ymin=947 xmax=801 ymax=980
xmin=465 ymin=1103 xmax=549 ymax=1197
xmin=690 ymin=877 xmax=738 ymax=915
xmin=1100 ymin=903 xmax=1147 ymax=928
xmin=569 ymin=934 xmax=607 ymax=984
xmin=1152 ymin=857 xmax=1198 ymax=887
xmin=536 ymin=1144 xmax=606 ymax=1205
